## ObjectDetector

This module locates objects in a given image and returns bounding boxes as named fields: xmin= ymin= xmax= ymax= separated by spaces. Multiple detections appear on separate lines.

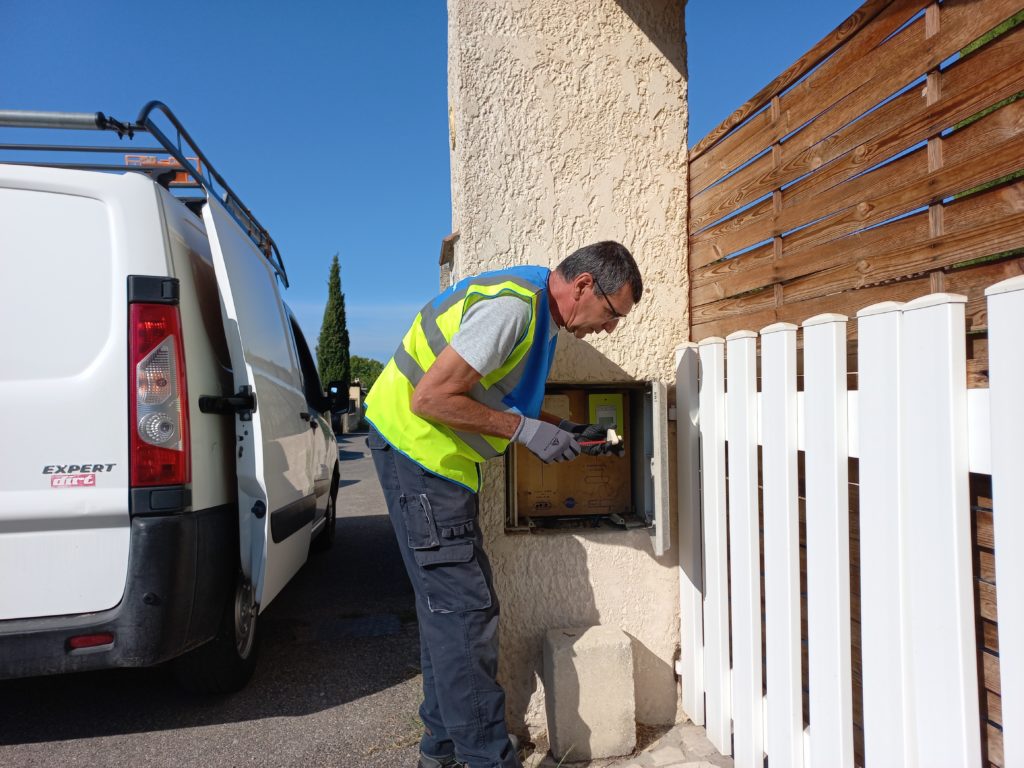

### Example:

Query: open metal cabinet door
xmin=203 ymin=196 xmax=314 ymax=613
xmin=643 ymin=380 xmax=672 ymax=555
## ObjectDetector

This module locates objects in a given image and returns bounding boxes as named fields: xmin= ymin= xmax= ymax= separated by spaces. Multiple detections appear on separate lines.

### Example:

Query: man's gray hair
xmin=556 ymin=241 xmax=643 ymax=303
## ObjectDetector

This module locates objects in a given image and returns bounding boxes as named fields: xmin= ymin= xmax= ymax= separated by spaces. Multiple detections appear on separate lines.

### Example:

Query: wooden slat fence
xmin=679 ymin=1 xmax=1024 ymax=765
xmin=687 ymin=0 xmax=1024 ymax=359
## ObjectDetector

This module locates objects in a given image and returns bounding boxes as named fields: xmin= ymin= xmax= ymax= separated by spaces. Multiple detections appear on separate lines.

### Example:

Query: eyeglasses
xmin=591 ymin=275 xmax=626 ymax=320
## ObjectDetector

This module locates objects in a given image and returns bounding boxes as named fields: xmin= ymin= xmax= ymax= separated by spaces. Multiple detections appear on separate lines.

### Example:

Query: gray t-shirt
xmin=450 ymin=295 xmax=557 ymax=377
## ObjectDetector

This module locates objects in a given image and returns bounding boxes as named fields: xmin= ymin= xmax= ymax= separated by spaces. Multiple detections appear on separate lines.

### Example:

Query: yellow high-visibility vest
xmin=364 ymin=265 xmax=557 ymax=491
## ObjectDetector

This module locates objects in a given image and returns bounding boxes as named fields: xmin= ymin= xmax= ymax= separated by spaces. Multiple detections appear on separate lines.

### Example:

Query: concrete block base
xmin=543 ymin=626 xmax=636 ymax=761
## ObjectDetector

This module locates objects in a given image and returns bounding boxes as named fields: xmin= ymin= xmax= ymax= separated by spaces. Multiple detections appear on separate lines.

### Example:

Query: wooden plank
xmin=856 ymin=302 xmax=913 ymax=767
xmin=986 ymin=274 xmax=1024 ymax=766
xmin=691 ymin=22 xmax=1024 ymax=236
xmin=692 ymin=154 xmax=775 ymax=233
xmin=989 ymin=723 xmax=1004 ymax=767
xmin=690 ymin=0 xmax=922 ymax=184
xmin=944 ymin=258 xmax=1024 ymax=330
xmin=803 ymin=314 xmax=855 ymax=768
xmin=780 ymin=97 xmax=1024 ymax=250
xmin=691 ymin=283 xmax=777 ymax=328
xmin=986 ymin=689 xmax=1004 ymax=726
xmin=979 ymin=549 xmax=996 ymax=584
xmin=944 ymin=96 xmax=1024 ymax=171
xmin=692 ymin=273 xmax=929 ymax=338
xmin=689 ymin=76 xmax=1024 ymax=266
xmin=693 ymin=184 xmax=1024 ymax=312
xmin=795 ymin=9 xmax=1024 ymax=187
xmin=690 ymin=111 xmax=773 ymax=198
xmin=691 ymin=241 xmax=776 ymax=297
xmin=759 ymin=323 xmax=804 ymax=768
xmin=693 ymin=138 xmax=922 ymax=266
xmin=783 ymin=209 xmax=1024 ymax=304
xmin=690 ymin=176 xmax=1024 ymax=304
xmin=698 ymin=338 xmax=732 ymax=753
xmin=726 ymin=331 xmax=764 ymax=768
xmin=983 ymin=619 xmax=1000 ymax=654
xmin=689 ymin=256 xmax=1024 ymax=351
xmin=985 ymin=650 xmax=1002 ymax=696
xmin=978 ymin=510 xmax=996 ymax=549
xmin=900 ymin=294 xmax=981 ymax=766
xmin=674 ymin=344 xmax=705 ymax=725
xmin=978 ymin=580 xmax=998 ymax=623
xmin=691 ymin=0 xmax=1021 ymax=197
xmin=690 ymin=212 xmax=923 ymax=302
xmin=784 ymin=28 xmax=1024 ymax=215
xmin=689 ymin=199 xmax=772 ymax=270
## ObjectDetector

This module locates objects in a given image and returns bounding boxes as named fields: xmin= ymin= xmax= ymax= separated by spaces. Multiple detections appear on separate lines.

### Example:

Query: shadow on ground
xmin=0 ymin=499 xmax=416 ymax=745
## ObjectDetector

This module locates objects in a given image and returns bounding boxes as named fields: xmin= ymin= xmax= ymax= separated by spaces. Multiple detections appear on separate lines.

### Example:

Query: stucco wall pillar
xmin=447 ymin=0 xmax=689 ymax=734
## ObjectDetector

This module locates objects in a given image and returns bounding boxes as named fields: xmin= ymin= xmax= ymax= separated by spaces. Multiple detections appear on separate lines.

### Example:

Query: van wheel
xmin=173 ymin=573 xmax=259 ymax=693
xmin=311 ymin=471 xmax=338 ymax=553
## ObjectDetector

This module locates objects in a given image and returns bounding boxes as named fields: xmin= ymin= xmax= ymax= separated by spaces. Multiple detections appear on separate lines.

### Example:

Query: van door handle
xmin=300 ymin=412 xmax=318 ymax=431
xmin=198 ymin=386 xmax=257 ymax=420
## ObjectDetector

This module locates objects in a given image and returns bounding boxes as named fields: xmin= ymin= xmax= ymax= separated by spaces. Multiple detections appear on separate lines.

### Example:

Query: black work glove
xmin=512 ymin=417 xmax=581 ymax=463
xmin=558 ymin=420 xmax=625 ymax=457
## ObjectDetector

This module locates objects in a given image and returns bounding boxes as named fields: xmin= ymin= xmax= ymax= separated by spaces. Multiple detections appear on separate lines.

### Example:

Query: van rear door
xmin=0 ymin=168 xmax=167 ymax=620
xmin=202 ymin=196 xmax=314 ymax=612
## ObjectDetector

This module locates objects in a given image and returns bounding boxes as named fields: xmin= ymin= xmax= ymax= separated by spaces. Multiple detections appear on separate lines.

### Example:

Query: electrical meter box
xmin=506 ymin=381 xmax=671 ymax=555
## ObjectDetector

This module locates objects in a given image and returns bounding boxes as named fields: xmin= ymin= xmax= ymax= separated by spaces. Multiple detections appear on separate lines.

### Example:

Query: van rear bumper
xmin=0 ymin=505 xmax=235 ymax=680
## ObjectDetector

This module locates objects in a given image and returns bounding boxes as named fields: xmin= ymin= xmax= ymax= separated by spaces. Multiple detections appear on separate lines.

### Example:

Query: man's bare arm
xmin=410 ymin=346 xmax=523 ymax=439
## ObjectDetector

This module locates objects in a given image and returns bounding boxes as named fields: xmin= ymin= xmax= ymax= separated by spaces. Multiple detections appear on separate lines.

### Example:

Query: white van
xmin=0 ymin=103 xmax=342 ymax=692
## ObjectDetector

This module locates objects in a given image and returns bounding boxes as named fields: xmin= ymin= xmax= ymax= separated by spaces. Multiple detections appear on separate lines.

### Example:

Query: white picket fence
xmin=674 ymin=276 xmax=1024 ymax=768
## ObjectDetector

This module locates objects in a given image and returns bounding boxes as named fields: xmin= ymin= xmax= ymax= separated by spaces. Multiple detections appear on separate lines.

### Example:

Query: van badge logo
xmin=42 ymin=464 xmax=115 ymax=488
xmin=51 ymin=474 xmax=96 ymax=488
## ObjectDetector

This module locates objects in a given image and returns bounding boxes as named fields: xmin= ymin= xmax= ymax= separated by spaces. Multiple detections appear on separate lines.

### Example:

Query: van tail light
xmin=129 ymin=303 xmax=191 ymax=487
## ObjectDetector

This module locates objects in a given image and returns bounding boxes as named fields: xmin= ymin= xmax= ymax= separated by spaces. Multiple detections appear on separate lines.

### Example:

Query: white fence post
xmin=675 ymin=343 xmax=705 ymax=726
xmin=900 ymin=293 xmax=981 ymax=768
xmin=802 ymin=313 xmax=855 ymax=768
xmin=986 ymin=276 xmax=1024 ymax=767
xmin=726 ymin=330 xmax=763 ymax=768
xmin=856 ymin=302 xmax=914 ymax=768
xmin=760 ymin=322 xmax=803 ymax=768
xmin=698 ymin=337 xmax=731 ymax=753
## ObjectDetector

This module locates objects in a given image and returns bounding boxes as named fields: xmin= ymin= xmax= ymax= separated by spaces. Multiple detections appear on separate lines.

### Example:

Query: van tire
xmin=173 ymin=572 xmax=259 ymax=694
xmin=311 ymin=470 xmax=338 ymax=553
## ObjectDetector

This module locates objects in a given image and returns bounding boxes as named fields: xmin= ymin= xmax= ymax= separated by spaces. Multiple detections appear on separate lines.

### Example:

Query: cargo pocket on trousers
xmin=413 ymin=542 xmax=493 ymax=613
xmin=400 ymin=493 xmax=441 ymax=550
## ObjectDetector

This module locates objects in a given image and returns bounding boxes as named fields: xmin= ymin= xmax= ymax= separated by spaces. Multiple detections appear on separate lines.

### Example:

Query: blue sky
xmin=2 ymin=1 xmax=859 ymax=364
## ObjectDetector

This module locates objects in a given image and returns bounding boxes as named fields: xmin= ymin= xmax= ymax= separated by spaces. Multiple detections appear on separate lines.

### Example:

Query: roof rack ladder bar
xmin=0 ymin=111 xmax=106 ymax=130
xmin=0 ymin=110 xmax=134 ymax=137
xmin=0 ymin=143 xmax=167 ymax=153
xmin=134 ymin=101 xmax=289 ymax=287
xmin=0 ymin=103 xmax=287 ymax=287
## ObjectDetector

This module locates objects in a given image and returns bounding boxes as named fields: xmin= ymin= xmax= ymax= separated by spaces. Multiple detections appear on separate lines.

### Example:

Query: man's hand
xmin=513 ymin=417 xmax=581 ymax=463
xmin=558 ymin=420 xmax=625 ymax=456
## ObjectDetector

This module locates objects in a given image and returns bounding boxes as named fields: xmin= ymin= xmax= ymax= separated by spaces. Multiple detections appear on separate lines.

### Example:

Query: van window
xmin=288 ymin=317 xmax=325 ymax=409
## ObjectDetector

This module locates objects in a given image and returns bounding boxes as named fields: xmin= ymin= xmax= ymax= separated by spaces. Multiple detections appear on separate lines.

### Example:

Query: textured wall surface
xmin=447 ymin=0 xmax=689 ymax=734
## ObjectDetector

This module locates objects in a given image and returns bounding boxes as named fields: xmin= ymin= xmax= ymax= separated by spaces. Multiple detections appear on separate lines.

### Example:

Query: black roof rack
xmin=0 ymin=102 xmax=288 ymax=287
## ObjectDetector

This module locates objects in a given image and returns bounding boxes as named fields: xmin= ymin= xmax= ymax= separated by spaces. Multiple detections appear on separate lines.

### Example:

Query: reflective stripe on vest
xmin=364 ymin=266 xmax=556 ymax=491
xmin=390 ymin=343 xmax=503 ymax=461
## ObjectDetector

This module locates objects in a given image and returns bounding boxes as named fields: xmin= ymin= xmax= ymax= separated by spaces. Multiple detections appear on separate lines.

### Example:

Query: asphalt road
xmin=0 ymin=432 xmax=425 ymax=768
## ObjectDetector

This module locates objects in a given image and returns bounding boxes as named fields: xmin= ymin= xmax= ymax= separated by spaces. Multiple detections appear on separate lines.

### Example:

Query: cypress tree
xmin=316 ymin=253 xmax=351 ymax=389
